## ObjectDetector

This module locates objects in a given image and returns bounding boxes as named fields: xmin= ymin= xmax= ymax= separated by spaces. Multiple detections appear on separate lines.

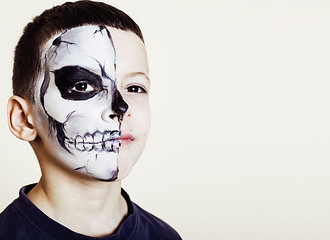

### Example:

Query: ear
xmin=7 ymin=96 xmax=37 ymax=141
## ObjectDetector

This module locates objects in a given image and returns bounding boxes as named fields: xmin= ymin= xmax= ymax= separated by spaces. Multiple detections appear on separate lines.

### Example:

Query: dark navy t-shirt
xmin=0 ymin=184 xmax=181 ymax=240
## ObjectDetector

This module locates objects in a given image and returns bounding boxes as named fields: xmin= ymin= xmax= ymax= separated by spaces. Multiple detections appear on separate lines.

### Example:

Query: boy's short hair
xmin=13 ymin=0 xmax=144 ymax=103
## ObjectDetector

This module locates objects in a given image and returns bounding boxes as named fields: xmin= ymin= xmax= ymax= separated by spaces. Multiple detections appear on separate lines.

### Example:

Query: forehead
xmin=41 ymin=25 xmax=148 ymax=82
xmin=44 ymin=25 xmax=116 ymax=75
xmin=108 ymin=28 xmax=149 ymax=79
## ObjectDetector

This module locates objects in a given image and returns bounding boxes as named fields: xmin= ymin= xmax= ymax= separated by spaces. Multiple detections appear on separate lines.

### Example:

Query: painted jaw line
xmin=37 ymin=25 xmax=128 ymax=181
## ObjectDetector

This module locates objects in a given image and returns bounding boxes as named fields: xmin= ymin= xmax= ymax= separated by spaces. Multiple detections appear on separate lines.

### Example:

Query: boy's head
xmin=13 ymin=0 xmax=144 ymax=102
xmin=8 ymin=1 xmax=150 ymax=182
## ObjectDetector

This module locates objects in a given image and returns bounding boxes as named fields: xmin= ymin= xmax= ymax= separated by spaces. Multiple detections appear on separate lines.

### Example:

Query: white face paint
xmin=34 ymin=25 xmax=128 ymax=181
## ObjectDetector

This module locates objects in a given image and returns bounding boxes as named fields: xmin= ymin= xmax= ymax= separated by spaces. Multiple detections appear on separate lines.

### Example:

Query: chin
xmin=115 ymin=156 xmax=139 ymax=181
xmin=98 ymin=176 xmax=118 ymax=182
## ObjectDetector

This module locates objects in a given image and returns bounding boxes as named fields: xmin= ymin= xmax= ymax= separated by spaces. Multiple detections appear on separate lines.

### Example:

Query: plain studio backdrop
xmin=1 ymin=0 xmax=330 ymax=239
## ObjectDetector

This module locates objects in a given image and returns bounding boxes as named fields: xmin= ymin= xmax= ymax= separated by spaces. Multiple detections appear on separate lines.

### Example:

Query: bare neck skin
xmin=27 ymin=145 xmax=128 ymax=237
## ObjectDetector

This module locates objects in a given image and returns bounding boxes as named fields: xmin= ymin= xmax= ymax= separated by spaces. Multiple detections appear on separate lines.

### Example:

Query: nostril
xmin=109 ymin=114 xmax=118 ymax=120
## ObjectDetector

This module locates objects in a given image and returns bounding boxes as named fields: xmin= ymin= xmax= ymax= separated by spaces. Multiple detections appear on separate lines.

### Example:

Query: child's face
xmin=33 ymin=25 xmax=150 ymax=181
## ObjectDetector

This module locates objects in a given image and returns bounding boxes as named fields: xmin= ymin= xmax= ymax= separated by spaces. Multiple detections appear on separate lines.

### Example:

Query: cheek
xmin=43 ymin=81 xmax=80 ymax=122
xmin=117 ymin=108 xmax=150 ymax=180
xmin=127 ymin=102 xmax=151 ymax=133
xmin=44 ymin=90 xmax=109 ymax=124
xmin=122 ymin=94 xmax=150 ymax=126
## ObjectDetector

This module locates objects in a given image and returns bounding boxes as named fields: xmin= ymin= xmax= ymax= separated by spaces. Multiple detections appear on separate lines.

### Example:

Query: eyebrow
xmin=126 ymin=72 xmax=150 ymax=82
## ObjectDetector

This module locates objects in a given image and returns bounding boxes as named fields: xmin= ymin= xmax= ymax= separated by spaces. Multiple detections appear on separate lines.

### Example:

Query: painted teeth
xmin=83 ymin=133 xmax=93 ymax=151
xmin=66 ymin=131 xmax=120 ymax=152
xmin=104 ymin=140 xmax=113 ymax=152
xmin=93 ymin=132 xmax=103 ymax=152
xmin=75 ymin=135 xmax=85 ymax=151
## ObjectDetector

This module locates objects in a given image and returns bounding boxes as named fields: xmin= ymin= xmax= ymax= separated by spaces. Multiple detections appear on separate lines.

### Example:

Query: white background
xmin=1 ymin=1 xmax=330 ymax=239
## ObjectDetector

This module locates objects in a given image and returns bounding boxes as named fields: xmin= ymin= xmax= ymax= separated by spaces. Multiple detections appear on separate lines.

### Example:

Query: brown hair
xmin=13 ymin=0 xmax=143 ymax=102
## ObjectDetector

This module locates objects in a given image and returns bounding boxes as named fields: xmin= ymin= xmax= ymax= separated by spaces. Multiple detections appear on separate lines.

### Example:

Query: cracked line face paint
xmin=34 ymin=25 xmax=128 ymax=181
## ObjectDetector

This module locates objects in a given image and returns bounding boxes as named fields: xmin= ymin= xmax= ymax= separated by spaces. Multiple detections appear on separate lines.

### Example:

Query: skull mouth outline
xmin=65 ymin=130 xmax=121 ymax=153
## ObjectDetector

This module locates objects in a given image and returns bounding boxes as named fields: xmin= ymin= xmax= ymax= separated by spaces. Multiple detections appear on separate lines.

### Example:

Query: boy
xmin=0 ymin=1 xmax=181 ymax=239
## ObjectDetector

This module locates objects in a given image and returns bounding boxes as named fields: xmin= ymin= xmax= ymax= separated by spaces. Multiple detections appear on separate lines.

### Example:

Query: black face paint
xmin=53 ymin=66 xmax=103 ymax=101
xmin=100 ymin=168 xmax=119 ymax=182
xmin=40 ymin=68 xmax=50 ymax=107
xmin=112 ymin=88 xmax=128 ymax=121
xmin=39 ymin=65 xmax=71 ymax=153
xmin=52 ymin=36 xmax=62 ymax=47
xmin=51 ymin=119 xmax=70 ymax=153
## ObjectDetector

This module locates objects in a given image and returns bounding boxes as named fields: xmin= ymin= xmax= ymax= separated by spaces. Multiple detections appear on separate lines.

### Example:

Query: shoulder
xmin=121 ymin=189 xmax=181 ymax=239
xmin=0 ymin=202 xmax=17 ymax=237
xmin=132 ymin=202 xmax=182 ymax=240
xmin=0 ymin=201 xmax=43 ymax=240
xmin=0 ymin=185 xmax=53 ymax=240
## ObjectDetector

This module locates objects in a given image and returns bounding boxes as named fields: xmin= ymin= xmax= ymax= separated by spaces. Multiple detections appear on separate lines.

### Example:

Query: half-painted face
xmin=33 ymin=25 xmax=149 ymax=181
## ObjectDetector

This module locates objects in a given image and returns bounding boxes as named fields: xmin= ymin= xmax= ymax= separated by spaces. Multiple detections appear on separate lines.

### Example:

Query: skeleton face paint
xmin=35 ymin=25 xmax=128 ymax=181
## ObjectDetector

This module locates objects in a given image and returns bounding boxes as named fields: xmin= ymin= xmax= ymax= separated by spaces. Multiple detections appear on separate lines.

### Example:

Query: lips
xmin=65 ymin=130 xmax=121 ymax=152
xmin=120 ymin=133 xmax=134 ymax=146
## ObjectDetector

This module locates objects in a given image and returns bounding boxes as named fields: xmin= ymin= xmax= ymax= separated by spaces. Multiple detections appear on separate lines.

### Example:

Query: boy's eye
xmin=69 ymin=81 xmax=97 ymax=93
xmin=125 ymin=85 xmax=146 ymax=93
xmin=54 ymin=66 xmax=103 ymax=101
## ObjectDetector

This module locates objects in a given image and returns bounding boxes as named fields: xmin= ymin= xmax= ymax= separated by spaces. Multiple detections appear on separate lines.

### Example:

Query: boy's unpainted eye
xmin=125 ymin=85 xmax=146 ymax=93
xmin=69 ymin=81 xmax=97 ymax=93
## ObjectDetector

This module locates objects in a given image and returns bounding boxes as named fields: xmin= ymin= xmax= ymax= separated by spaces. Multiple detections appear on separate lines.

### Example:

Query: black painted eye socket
xmin=126 ymin=85 xmax=146 ymax=93
xmin=54 ymin=66 xmax=103 ymax=101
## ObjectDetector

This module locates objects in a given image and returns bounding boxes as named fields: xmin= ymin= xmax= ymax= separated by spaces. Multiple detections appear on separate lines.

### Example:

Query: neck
xmin=27 ymin=172 xmax=128 ymax=237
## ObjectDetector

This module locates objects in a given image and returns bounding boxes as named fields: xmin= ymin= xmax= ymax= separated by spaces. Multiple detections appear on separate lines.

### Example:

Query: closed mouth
xmin=120 ymin=133 xmax=134 ymax=146
xmin=65 ymin=130 xmax=121 ymax=152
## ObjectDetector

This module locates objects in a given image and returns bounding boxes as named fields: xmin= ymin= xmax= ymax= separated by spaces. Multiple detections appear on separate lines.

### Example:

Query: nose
xmin=111 ymin=89 xmax=128 ymax=121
